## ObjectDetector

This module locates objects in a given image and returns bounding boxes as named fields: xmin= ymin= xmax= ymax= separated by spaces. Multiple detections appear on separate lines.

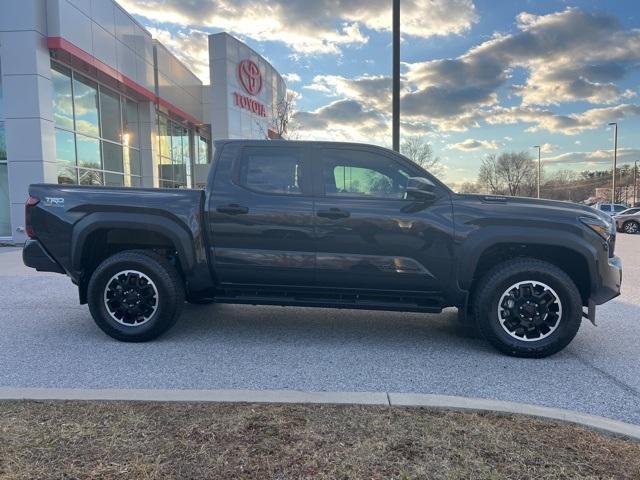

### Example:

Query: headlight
xmin=580 ymin=216 xmax=614 ymax=241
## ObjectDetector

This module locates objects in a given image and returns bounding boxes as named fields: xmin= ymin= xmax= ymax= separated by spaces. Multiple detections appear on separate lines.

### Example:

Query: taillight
xmin=25 ymin=196 xmax=40 ymax=238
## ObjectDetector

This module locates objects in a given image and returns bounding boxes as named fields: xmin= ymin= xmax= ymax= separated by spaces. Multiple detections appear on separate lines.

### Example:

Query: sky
xmin=119 ymin=0 xmax=640 ymax=186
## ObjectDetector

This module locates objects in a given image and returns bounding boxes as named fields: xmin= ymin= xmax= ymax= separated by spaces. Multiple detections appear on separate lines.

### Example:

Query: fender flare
xmin=456 ymin=226 xmax=599 ymax=291
xmin=70 ymin=212 xmax=196 ymax=276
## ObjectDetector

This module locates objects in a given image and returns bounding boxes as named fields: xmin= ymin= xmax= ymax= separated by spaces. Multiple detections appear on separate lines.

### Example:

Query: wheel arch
xmin=458 ymin=227 xmax=598 ymax=306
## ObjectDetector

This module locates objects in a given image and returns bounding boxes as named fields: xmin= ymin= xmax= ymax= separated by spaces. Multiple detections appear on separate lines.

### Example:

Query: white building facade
xmin=0 ymin=0 xmax=286 ymax=243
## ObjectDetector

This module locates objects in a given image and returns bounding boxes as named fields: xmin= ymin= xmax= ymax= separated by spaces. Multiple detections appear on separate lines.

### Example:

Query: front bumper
xmin=586 ymin=255 xmax=622 ymax=324
xmin=22 ymin=239 xmax=65 ymax=274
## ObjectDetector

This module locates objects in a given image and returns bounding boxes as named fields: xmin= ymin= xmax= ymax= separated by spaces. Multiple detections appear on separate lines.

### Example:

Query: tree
xmin=268 ymin=91 xmax=298 ymax=140
xmin=400 ymin=136 xmax=443 ymax=176
xmin=457 ymin=181 xmax=480 ymax=193
xmin=477 ymin=152 xmax=537 ymax=196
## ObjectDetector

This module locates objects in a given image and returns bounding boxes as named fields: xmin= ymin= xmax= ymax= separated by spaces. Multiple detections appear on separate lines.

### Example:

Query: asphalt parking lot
xmin=1 ymin=235 xmax=639 ymax=423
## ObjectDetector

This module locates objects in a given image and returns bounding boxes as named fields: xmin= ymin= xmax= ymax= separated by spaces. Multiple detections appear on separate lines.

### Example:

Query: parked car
xmin=22 ymin=140 xmax=622 ymax=358
xmin=595 ymin=202 xmax=628 ymax=216
xmin=613 ymin=207 xmax=640 ymax=234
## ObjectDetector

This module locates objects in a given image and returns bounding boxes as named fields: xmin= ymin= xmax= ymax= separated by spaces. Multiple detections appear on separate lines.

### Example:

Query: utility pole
xmin=632 ymin=160 xmax=638 ymax=206
xmin=533 ymin=145 xmax=542 ymax=199
xmin=608 ymin=122 xmax=618 ymax=204
xmin=392 ymin=0 xmax=400 ymax=152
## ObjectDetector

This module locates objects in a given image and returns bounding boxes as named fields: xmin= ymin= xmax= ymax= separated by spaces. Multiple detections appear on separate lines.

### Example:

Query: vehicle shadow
xmin=170 ymin=303 xmax=492 ymax=354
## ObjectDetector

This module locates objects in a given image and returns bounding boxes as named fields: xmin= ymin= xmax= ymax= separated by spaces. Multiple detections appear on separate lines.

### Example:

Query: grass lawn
xmin=1 ymin=401 xmax=639 ymax=479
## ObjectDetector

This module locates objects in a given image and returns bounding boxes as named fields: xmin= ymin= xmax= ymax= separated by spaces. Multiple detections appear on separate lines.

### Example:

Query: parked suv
xmin=23 ymin=140 xmax=622 ymax=358
xmin=613 ymin=207 xmax=640 ymax=234
xmin=595 ymin=203 xmax=628 ymax=216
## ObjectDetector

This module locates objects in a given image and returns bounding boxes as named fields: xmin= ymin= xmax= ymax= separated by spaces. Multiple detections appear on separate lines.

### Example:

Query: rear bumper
xmin=22 ymin=239 xmax=65 ymax=274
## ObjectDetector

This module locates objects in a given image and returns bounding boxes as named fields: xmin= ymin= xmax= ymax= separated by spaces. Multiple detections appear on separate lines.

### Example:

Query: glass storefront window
xmin=73 ymin=74 xmax=100 ymax=138
xmin=102 ymin=141 xmax=123 ymax=174
xmin=197 ymin=136 xmax=209 ymax=164
xmin=158 ymin=115 xmax=170 ymax=158
xmin=0 ymin=124 xmax=6 ymax=161
xmin=51 ymin=61 xmax=141 ymax=188
xmin=0 ymin=58 xmax=9 ymax=237
xmin=104 ymin=172 xmax=124 ymax=187
xmin=76 ymin=134 xmax=101 ymax=169
xmin=99 ymin=88 xmax=121 ymax=143
xmin=79 ymin=168 xmax=103 ymax=186
xmin=55 ymin=129 xmax=77 ymax=184
xmin=122 ymin=99 xmax=139 ymax=148
xmin=0 ymin=60 xmax=4 ymax=122
xmin=51 ymin=64 xmax=74 ymax=130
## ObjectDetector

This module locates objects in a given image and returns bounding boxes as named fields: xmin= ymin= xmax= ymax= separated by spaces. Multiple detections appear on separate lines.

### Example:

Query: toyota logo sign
xmin=238 ymin=59 xmax=263 ymax=96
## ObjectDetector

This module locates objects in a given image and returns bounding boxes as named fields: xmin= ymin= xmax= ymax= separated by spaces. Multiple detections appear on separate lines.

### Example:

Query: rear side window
xmin=238 ymin=147 xmax=305 ymax=195
xmin=613 ymin=204 xmax=627 ymax=212
xmin=599 ymin=204 xmax=611 ymax=211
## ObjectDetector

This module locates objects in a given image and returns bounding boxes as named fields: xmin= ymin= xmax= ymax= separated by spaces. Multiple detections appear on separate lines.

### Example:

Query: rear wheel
xmin=473 ymin=258 xmax=582 ymax=358
xmin=87 ymin=250 xmax=184 ymax=342
xmin=623 ymin=220 xmax=639 ymax=234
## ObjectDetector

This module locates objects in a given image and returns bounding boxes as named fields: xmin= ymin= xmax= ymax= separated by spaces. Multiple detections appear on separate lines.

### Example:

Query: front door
xmin=208 ymin=143 xmax=315 ymax=286
xmin=311 ymin=145 xmax=454 ymax=300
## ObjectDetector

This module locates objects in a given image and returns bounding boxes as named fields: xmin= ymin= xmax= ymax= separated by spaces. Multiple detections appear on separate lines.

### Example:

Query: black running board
xmin=213 ymin=285 xmax=444 ymax=313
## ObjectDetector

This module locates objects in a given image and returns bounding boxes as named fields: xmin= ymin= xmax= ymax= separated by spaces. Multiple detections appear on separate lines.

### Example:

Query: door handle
xmin=317 ymin=208 xmax=350 ymax=219
xmin=216 ymin=204 xmax=249 ymax=215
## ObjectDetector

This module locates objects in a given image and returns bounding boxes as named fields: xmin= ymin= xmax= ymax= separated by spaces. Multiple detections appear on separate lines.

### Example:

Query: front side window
xmin=321 ymin=149 xmax=410 ymax=199
xmin=238 ymin=147 xmax=304 ymax=195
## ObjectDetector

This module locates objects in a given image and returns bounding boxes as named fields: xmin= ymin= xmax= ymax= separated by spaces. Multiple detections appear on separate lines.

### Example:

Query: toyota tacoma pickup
xmin=23 ymin=140 xmax=622 ymax=357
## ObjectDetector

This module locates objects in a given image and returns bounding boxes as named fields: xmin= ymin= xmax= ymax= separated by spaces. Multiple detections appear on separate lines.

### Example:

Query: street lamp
xmin=608 ymin=122 xmax=618 ymax=204
xmin=532 ymin=145 xmax=542 ymax=199
xmin=392 ymin=0 xmax=400 ymax=152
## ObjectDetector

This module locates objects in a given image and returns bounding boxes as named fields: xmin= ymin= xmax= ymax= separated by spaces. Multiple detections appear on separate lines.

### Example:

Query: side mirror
xmin=406 ymin=177 xmax=437 ymax=202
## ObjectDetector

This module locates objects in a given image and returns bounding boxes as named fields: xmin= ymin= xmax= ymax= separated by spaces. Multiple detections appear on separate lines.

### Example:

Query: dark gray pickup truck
xmin=23 ymin=140 xmax=622 ymax=357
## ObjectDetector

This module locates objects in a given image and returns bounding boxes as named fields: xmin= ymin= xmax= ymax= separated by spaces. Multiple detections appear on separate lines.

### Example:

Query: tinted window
xmin=51 ymin=63 xmax=74 ymax=130
xmin=73 ymin=74 xmax=100 ymax=137
xmin=239 ymin=147 xmax=304 ymax=195
xmin=321 ymin=148 xmax=410 ymax=199
xmin=613 ymin=204 xmax=627 ymax=212
xmin=99 ymin=88 xmax=121 ymax=143
xmin=598 ymin=204 xmax=611 ymax=211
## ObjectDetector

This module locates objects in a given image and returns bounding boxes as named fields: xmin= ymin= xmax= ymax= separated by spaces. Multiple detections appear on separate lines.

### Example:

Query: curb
xmin=1 ymin=387 xmax=639 ymax=441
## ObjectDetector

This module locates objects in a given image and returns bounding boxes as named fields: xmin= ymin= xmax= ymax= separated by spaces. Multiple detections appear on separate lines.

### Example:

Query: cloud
xmin=282 ymin=73 xmax=301 ymax=83
xmin=119 ymin=0 xmax=477 ymax=55
xmin=447 ymin=138 xmax=499 ymax=151
xmin=396 ymin=8 xmax=640 ymax=131
xmin=293 ymin=99 xmax=388 ymax=141
xmin=543 ymin=148 xmax=640 ymax=166
xmin=487 ymin=103 xmax=640 ymax=135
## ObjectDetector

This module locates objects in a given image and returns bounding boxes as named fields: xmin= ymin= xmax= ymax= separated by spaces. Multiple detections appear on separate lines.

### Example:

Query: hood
xmin=455 ymin=194 xmax=612 ymax=223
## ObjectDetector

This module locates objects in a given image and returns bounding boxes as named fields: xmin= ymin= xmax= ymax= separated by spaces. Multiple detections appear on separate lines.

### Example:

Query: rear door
xmin=311 ymin=145 xmax=454 ymax=299
xmin=208 ymin=143 xmax=315 ymax=286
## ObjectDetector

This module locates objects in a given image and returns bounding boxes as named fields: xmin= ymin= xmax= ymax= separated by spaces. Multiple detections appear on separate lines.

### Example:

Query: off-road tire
xmin=473 ymin=258 xmax=582 ymax=358
xmin=87 ymin=250 xmax=185 ymax=342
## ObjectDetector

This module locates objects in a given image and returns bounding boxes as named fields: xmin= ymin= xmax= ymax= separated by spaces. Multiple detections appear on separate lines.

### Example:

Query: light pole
xmin=634 ymin=160 xmax=638 ymax=207
xmin=392 ymin=0 xmax=400 ymax=152
xmin=608 ymin=122 xmax=618 ymax=204
xmin=532 ymin=145 xmax=542 ymax=199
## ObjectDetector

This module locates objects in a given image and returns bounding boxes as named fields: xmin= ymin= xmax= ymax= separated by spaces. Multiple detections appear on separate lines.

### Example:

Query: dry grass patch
xmin=0 ymin=401 xmax=639 ymax=479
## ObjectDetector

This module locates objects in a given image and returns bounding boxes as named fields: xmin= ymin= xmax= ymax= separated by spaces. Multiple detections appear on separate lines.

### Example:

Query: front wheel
xmin=473 ymin=258 xmax=582 ymax=358
xmin=87 ymin=250 xmax=185 ymax=342
xmin=623 ymin=220 xmax=639 ymax=234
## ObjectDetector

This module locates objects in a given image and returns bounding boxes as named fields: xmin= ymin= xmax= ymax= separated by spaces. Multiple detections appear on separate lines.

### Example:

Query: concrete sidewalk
xmin=1 ymin=387 xmax=639 ymax=441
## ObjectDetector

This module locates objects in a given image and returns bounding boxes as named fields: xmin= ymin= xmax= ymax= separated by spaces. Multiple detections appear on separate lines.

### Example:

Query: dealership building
xmin=0 ymin=0 xmax=287 ymax=243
